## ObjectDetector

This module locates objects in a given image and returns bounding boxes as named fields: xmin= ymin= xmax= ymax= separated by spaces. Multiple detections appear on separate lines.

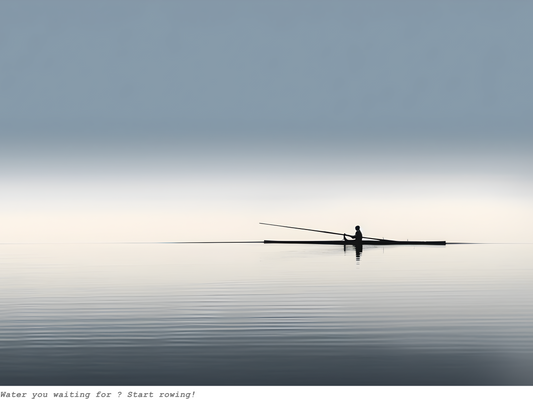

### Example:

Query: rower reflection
xmin=355 ymin=243 xmax=363 ymax=260
xmin=343 ymin=242 xmax=363 ymax=261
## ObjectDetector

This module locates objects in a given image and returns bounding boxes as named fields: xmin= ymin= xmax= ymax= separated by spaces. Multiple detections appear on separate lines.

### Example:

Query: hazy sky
xmin=1 ymin=1 xmax=532 ymax=243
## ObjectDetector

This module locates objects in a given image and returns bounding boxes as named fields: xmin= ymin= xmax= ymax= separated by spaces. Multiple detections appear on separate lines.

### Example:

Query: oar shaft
xmin=363 ymin=236 xmax=384 ymax=241
xmin=259 ymin=222 xmax=344 ymax=236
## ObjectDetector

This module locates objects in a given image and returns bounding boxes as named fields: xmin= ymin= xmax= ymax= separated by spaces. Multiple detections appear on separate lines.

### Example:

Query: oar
xmin=259 ymin=222 xmax=385 ymax=241
xmin=260 ymin=222 xmax=344 ymax=236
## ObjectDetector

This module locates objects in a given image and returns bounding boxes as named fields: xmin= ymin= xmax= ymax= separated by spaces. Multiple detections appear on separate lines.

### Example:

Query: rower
xmin=343 ymin=225 xmax=363 ymax=242
xmin=354 ymin=225 xmax=362 ymax=243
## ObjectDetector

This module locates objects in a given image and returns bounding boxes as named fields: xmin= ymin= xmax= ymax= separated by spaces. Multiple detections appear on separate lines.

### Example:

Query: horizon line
xmin=1 ymin=241 xmax=532 ymax=245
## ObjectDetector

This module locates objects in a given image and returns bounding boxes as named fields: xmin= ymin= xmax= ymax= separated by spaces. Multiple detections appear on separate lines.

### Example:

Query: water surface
xmin=1 ymin=243 xmax=532 ymax=385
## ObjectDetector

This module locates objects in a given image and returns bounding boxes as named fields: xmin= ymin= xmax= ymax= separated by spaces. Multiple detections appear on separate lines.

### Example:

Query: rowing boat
xmin=264 ymin=239 xmax=446 ymax=245
xmin=260 ymin=222 xmax=446 ymax=246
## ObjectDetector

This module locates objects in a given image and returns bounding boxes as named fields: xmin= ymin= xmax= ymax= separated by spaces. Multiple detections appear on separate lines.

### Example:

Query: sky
xmin=1 ymin=0 xmax=532 ymax=243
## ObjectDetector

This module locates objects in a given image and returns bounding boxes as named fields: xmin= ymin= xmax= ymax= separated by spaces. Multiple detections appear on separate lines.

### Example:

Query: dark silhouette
xmin=344 ymin=225 xmax=363 ymax=243
xmin=261 ymin=222 xmax=446 ymax=245
xmin=355 ymin=242 xmax=363 ymax=259
xmin=343 ymin=226 xmax=363 ymax=259
xmin=355 ymin=225 xmax=362 ymax=243
xmin=343 ymin=241 xmax=363 ymax=260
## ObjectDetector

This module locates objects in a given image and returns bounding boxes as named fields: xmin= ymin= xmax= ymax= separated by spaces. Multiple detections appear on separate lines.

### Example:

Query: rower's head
xmin=355 ymin=225 xmax=360 ymax=231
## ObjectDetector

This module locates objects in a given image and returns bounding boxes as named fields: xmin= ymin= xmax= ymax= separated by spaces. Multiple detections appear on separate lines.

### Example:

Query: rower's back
xmin=355 ymin=226 xmax=362 ymax=243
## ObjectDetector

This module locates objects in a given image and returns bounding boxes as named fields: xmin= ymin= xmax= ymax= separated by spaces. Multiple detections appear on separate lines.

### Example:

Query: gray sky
xmin=1 ymin=1 xmax=532 ymax=242
xmin=2 ymin=2 xmax=532 ymax=147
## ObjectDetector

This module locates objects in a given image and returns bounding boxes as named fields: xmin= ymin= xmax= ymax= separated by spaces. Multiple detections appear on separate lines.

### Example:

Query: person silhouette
xmin=343 ymin=225 xmax=363 ymax=243
xmin=354 ymin=225 xmax=362 ymax=243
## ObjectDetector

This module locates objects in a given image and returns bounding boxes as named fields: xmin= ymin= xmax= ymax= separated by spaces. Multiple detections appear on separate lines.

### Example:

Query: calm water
xmin=1 ymin=242 xmax=532 ymax=385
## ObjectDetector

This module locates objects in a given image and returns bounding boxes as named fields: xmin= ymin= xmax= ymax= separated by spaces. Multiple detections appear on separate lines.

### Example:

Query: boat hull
xmin=264 ymin=239 xmax=446 ymax=245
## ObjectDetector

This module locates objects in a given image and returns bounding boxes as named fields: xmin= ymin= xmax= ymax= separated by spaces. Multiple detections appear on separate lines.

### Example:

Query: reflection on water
xmin=344 ymin=242 xmax=363 ymax=262
xmin=1 ymin=243 xmax=533 ymax=385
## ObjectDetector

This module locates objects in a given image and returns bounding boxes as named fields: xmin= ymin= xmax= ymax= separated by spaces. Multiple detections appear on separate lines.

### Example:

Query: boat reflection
xmin=344 ymin=243 xmax=363 ymax=261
